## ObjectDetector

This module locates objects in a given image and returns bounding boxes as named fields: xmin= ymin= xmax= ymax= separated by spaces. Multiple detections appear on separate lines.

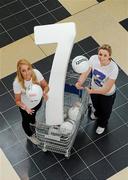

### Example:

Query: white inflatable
xmin=64 ymin=106 xmax=68 ymax=119
xmin=74 ymin=101 xmax=81 ymax=108
xmin=26 ymin=84 xmax=43 ymax=102
xmin=68 ymin=106 xmax=79 ymax=121
xmin=72 ymin=55 xmax=89 ymax=74
xmin=34 ymin=23 xmax=76 ymax=125
xmin=60 ymin=119 xmax=74 ymax=135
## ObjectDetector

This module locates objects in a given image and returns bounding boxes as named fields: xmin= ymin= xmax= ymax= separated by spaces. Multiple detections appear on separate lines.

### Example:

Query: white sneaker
xmin=96 ymin=126 xmax=105 ymax=134
xmin=27 ymin=134 xmax=40 ymax=145
xmin=90 ymin=112 xmax=98 ymax=120
xmin=30 ymin=123 xmax=36 ymax=127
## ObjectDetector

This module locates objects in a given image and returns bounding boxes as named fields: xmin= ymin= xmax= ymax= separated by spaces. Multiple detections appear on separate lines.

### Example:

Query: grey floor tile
xmin=3 ymin=142 xmax=30 ymax=165
xmin=31 ymin=151 xmax=57 ymax=171
xmin=113 ymin=89 xmax=127 ymax=109
xmin=116 ymin=70 xmax=128 ymax=88
xmin=72 ymin=168 xmax=95 ymax=180
xmin=60 ymin=153 xmax=86 ymax=177
xmin=0 ymin=113 xmax=9 ymax=131
xmin=89 ymin=158 xmax=116 ymax=180
xmin=3 ymin=106 xmax=22 ymax=125
xmin=107 ymin=144 xmax=128 ymax=172
xmin=1 ymin=72 xmax=16 ymax=90
xmin=11 ymin=121 xmax=26 ymax=140
xmin=73 ymin=128 xmax=92 ymax=151
xmin=0 ymin=81 xmax=7 ymax=95
xmin=78 ymin=36 xmax=99 ymax=53
xmin=119 ymin=18 xmax=128 ymax=31
xmin=0 ymin=127 xmax=18 ymax=150
xmin=119 ymin=84 xmax=128 ymax=99
xmin=95 ymin=125 xmax=128 ymax=156
xmin=43 ymin=163 xmax=69 ymax=180
xmin=52 ymin=6 xmax=71 ymax=21
xmin=42 ymin=0 xmax=62 ymax=11
xmin=115 ymin=102 xmax=128 ymax=123
xmin=30 ymin=173 xmax=45 ymax=180
xmin=21 ymin=138 xmax=41 ymax=156
xmin=14 ymin=157 xmax=40 ymax=179
xmin=78 ymin=143 xmax=103 ymax=166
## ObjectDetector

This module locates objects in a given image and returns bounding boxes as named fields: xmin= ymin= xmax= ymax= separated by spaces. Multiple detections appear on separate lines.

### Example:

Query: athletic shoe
xmin=27 ymin=134 xmax=40 ymax=145
xmin=90 ymin=112 xmax=98 ymax=120
xmin=96 ymin=126 xmax=105 ymax=134
xmin=30 ymin=123 xmax=36 ymax=127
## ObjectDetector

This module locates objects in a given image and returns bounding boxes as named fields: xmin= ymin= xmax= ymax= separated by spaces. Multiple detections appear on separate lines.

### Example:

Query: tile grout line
xmin=0 ymin=1 xmax=63 ymax=22
xmin=118 ymin=82 xmax=128 ymax=89
xmin=72 ymin=146 xmax=98 ymax=180
xmin=0 ymin=0 xmax=17 ymax=9
xmin=0 ymin=78 xmax=15 ymax=99
xmin=29 ymin=156 xmax=47 ymax=180
xmin=52 ymin=152 xmax=72 ymax=180
xmin=39 ymin=0 xmax=62 ymax=22
xmin=79 ymin=127 xmax=117 ymax=174
xmin=82 ymin=125 xmax=128 ymax=172
xmin=114 ymin=110 xmax=128 ymax=128
xmin=0 ymin=1 xmax=63 ymax=35
xmin=71 ymin=2 xmax=99 ymax=17
xmin=0 ymin=1 xmax=42 ymax=21
xmin=19 ymin=0 xmax=42 ymax=27
xmin=0 ymin=23 xmax=14 ymax=41
xmin=105 ymin=142 xmax=128 ymax=159
xmin=80 ymin=123 xmax=128 ymax=154
xmin=92 ymin=142 xmax=117 ymax=173
xmin=113 ymin=101 xmax=128 ymax=111
xmin=117 ymin=87 xmax=128 ymax=100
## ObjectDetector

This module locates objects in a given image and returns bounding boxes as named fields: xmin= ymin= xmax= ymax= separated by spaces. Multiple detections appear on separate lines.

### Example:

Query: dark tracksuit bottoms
xmin=91 ymin=92 xmax=116 ymax=128
xmin=19 ymin=100 xmax=42 ymax=137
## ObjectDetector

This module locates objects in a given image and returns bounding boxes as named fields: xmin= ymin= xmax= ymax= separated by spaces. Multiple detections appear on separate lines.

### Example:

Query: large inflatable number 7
xmin=34 ymin=22 xmax=76 ymax=125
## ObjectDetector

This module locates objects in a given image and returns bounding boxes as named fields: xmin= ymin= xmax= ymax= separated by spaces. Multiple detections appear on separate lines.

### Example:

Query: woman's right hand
xmin=43 ymin=91 xmax=48 ymax=101
xmin=75 ymin=81 xmax=84 ymax=90
xmin=25 ymin=107 xmax=35 ymax=115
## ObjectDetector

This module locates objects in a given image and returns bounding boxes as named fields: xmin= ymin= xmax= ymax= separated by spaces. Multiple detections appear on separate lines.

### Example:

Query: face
xmin=20 ymin=64 xmax=32 ymax=80
xmin=98 ymin=49 xmax=110 ymax=66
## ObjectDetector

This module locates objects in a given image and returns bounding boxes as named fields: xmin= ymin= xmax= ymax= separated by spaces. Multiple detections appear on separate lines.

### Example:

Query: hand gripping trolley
xmin=36 ymin=76 xmax=90 ymax=158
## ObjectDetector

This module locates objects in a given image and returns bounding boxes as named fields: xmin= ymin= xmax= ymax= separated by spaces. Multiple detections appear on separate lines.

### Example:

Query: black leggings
xmin=19 ymin=100 xmax=42 ymax=136
xmin=91 ymin=92 xmax=116 ymax=128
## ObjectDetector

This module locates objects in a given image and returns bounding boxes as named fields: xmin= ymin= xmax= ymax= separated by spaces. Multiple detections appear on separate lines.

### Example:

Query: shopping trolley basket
xmin=36 ymin=77 xmax=90 ymax=158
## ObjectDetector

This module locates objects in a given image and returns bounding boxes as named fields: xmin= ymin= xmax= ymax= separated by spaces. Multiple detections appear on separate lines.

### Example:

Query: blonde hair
xmin=98 ymin=44 xmax=112 ymax=56
xmin=16 ymin=59 xmax=39 ymax=89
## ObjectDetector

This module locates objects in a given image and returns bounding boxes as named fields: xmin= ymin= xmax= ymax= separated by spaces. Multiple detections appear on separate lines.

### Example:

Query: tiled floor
xmin=0 ymin=0 xmax=128 ymax=180
xmin=0 ymin=0 xmax=70 ymax=47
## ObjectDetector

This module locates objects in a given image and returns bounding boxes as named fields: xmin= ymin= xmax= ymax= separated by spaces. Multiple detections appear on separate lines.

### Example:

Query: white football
xmin=72 ymin=55 xmax=89 ymax=74
xmin=60 ymin=120 xmax=74 ymax=135
xmin=68 ymin=106 xmax=79 ymax=121
xmin=26 ymin=84 xmax=43 ymax=102
xmin=74 ymin=101 xmax=81 ymax=108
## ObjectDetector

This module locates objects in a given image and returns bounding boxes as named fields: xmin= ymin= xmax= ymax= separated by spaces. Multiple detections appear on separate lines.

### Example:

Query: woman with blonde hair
xmin=76 ymin=44 xmax=119 ymax=134
xmin=13 ymin=59 xmax=49 ymax=144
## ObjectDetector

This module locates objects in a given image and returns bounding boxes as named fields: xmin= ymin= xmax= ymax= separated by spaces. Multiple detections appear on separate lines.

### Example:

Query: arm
xmin=40 ymin=79 xmax=49 ymax=101
xmin=75 ymin=67 xmax=92 ymax=89
xmin=86 ymin=78 xmax=115 ymax=95
xmin=15 ymin=94 xmax=34 ymax=114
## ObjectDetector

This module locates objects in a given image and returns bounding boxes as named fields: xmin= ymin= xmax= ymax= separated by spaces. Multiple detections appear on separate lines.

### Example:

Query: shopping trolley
xmin=36 ymin=75 xmax=90 ymax=158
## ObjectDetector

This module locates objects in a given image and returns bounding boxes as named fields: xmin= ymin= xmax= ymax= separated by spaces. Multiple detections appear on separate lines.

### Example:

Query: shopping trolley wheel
xmin=42 ymin=144 xmax=47 ymax=152
xmin=42 ymin=148 xmax=47 ymax=152
xmin=65 ymin=151 xmax=70 ymax=159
